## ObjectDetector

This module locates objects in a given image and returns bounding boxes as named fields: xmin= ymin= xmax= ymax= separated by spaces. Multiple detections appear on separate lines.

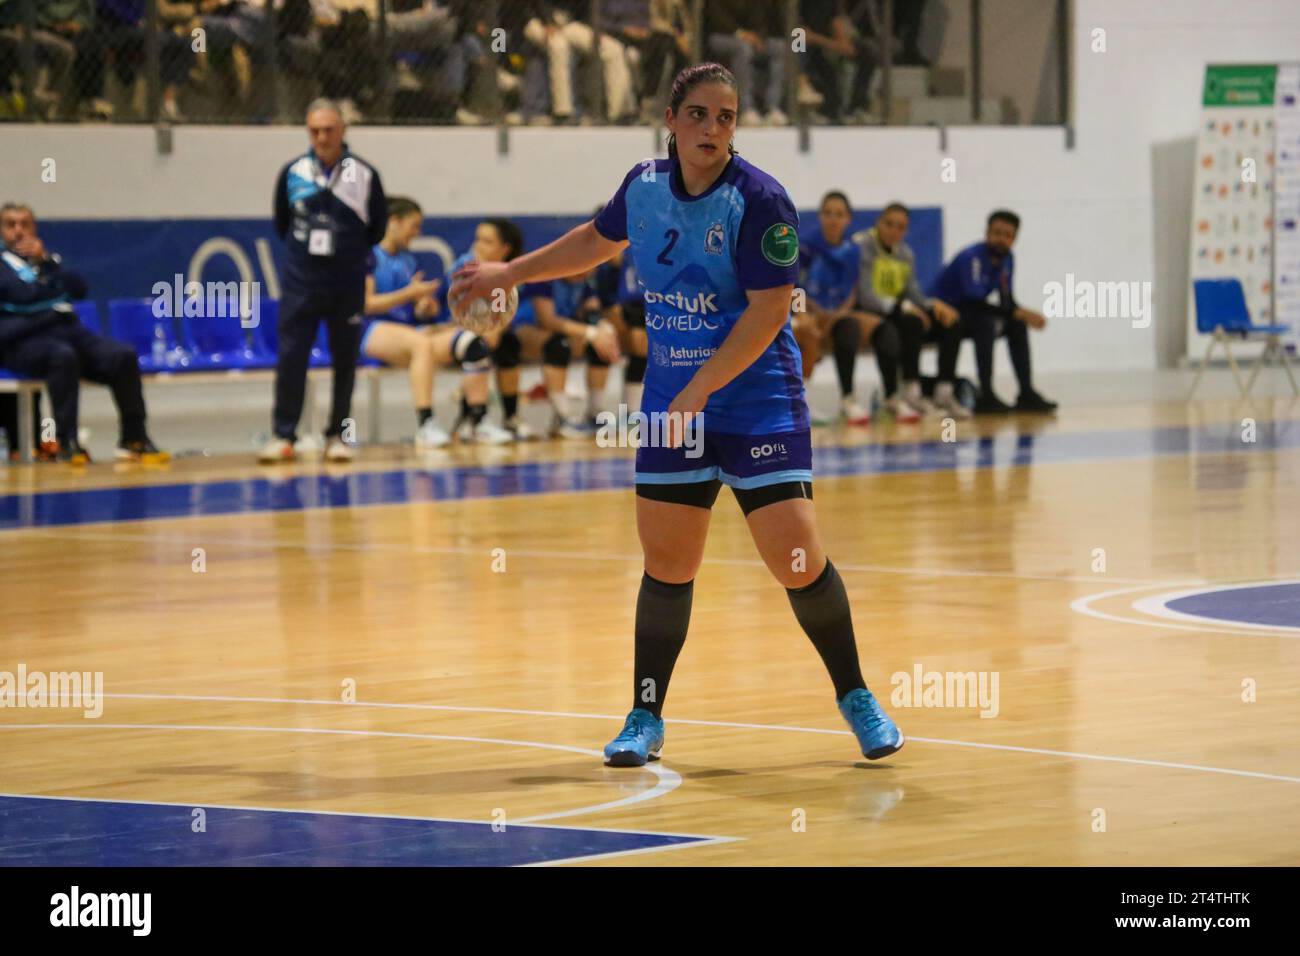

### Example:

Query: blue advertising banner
xmin=38 ymin=210 xmax=943 ymax=322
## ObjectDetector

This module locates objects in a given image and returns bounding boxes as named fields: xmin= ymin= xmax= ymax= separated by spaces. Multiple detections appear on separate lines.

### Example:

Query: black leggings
xmin=887 ymin=302 xmax=963 ymax=383
xmin=636 ymin=479 xmax=812 ymax=516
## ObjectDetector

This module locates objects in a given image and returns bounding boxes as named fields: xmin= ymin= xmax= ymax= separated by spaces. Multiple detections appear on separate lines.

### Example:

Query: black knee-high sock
xmin=501 ymin=392 xmax=519 ymax=420
xmin=633 ymin=573 xmax=693 ymax=719
xmin=830 ymin=316 xmax=860 ymax=397
xmin=786 ymin=559 xmax=866 ymax=701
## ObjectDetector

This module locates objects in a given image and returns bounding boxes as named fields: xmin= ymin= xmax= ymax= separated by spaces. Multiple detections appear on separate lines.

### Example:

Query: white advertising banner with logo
xmin=1189 ymin=63 xmax=1300 ymax=352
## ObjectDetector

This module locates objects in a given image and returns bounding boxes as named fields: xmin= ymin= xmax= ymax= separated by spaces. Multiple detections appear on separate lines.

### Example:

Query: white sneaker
xmin=932 ymin=383 xmax=973 ymax=420
xmin=504 ymin=417 xmax=537 ymax=441
xmin=257 ymin=437 xmax=295 ymax=463
xmin=885 ymin=396 xmax=923 ymax=423
xmin=324 ymin=437 xmax=355 ymax=462
xmin=903 ymin=380 xmax=936 ymax=415
xmin=840 ymin=396 xmax=871 ymax=426
xmin=797 ymin=74 xmax=824 ymax=106
xmin=473 ymin=420 xmax=515 ymax=445
xmin=765 ymin=108 xmax=789 ymax=126
xmin=557 ymin=417 xmax=593 ymax=439
xmin=415 ymin=420 xmax=451 ymax=450
xmin=741 ymin=108 xmax=763 ymax=127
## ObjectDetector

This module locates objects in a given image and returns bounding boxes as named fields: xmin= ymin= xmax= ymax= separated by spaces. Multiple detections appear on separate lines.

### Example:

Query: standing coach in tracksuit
xmin=263 ymin=98 xmax=387 ymax=463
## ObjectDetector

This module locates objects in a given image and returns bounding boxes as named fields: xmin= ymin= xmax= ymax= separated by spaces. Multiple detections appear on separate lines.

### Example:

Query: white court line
xmin=10 ymin=526 xmax=1205 ymax=587
xmin=0 ymin=722 xmax=682 ymax=825
xmin=84 ymin=692 xmax=1300 ymax=787
xmin=1072 ymin=582 xmax=1300 ymax=637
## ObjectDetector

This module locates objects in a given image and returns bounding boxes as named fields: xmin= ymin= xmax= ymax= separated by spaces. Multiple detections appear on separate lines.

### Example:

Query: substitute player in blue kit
xmin=451 ymin=63 xmax=903 ymax=767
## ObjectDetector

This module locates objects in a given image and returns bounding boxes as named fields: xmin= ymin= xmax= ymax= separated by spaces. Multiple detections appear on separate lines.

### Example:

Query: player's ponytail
xmin=666 ymin=62 xmax=739 ymax=160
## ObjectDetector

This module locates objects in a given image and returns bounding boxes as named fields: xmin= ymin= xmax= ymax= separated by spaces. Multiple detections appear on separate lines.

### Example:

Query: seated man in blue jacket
xmin=0 ymin=203 xmax=167 ymax=464
xmin=929 ymin=210 xmax=1057 ymax=414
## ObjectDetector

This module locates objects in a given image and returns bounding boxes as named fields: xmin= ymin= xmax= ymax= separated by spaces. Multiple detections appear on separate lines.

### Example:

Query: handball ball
xmin=451 ymin=284 xmax=519 ymax=334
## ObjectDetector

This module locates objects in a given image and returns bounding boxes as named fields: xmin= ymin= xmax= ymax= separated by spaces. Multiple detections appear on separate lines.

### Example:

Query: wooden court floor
xmin=1 ymin=397 xmax=1298 ymax=865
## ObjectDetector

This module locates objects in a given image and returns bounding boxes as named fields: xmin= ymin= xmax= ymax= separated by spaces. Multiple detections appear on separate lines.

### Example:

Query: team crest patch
xmin=705 ymin=221 xmax=725 ymax=255
xmin=761 ymin=223 xmax=799 ymax=266
xmin=652 ymin=342 xmax=671 ymax=366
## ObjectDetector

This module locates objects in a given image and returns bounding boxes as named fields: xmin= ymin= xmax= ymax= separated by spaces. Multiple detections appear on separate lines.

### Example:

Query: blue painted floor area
xmin=0 ymin=796 xmax=708 ymax=866
xmin=1166 ymin=582 xmax=1300 ymax=628
xmin=1 ymin=420 xmax=1297 ymax=530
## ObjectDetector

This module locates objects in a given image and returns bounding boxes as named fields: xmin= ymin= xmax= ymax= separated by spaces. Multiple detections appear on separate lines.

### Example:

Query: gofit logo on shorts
xmin=750 ymin=442 xmax=787 ymax=459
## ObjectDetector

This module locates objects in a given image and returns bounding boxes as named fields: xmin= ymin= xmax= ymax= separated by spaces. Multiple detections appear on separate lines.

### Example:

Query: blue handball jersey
xmin=799 ymin=230 xmax=860 ymax=310
xmin=370 ymin=244 xmax=419 ymax=324
xmin=593 ymin=155 xmax=807 ymax=435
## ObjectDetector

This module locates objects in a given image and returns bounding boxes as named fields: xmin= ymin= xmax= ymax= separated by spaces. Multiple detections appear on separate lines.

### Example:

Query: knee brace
xmin=584 ymin=341 xmax=610 ymax=367
xmin=542 ymin=332 xmax=571 ymax=367
xmin=624 ymin=353 xmax=647 ymax=384
xmin=492 ymin=329 xmax=521 ymax=369
xmin=452 ymin=329 xmax=492 ymax=372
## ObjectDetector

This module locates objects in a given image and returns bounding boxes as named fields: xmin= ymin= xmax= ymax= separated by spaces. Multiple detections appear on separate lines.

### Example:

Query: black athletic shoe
xmin=57 ymin=441 xmax=91 ymax=465
xmin=1015 ymin=390 xmax=1059 ymax=414
xmin=116 ymin=438 xmax=171 ymax=464
xmin=973 ymin=391 xmax=1014 ymax=415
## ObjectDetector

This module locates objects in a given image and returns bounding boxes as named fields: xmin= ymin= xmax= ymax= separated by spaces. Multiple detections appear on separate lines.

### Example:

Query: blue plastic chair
xmin=107 ymin=298 xmax=195 ymax=373
xmin=72 ymin=300 xmax=102 ymax=333
xmin=1188 ymin=278 xmax=1297 ymax=398
xmin=182 ymin=299 xmax=274 ymax=370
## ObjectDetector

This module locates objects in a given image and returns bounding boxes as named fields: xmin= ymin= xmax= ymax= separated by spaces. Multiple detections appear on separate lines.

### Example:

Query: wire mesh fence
xmin=0 ymin=0 xmax=1067 ymax=127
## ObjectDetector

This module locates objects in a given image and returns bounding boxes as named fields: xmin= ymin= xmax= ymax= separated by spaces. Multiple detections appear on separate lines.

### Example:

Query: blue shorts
xmin=634 ymin=426 xmax=813 ymax=489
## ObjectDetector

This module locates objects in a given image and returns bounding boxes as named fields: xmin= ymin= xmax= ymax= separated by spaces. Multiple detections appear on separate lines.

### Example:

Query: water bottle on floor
xmin=152 ymin=323 xmax=167 ymax=368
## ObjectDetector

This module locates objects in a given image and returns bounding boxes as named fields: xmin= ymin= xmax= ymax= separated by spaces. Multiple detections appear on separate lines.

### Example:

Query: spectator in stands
xmin=69 ymin=0 xmax=195 ymax=121
xmin=929 ymin=210 xmax=1057 ymax=414
xmin=0 ymin=203 xmax=168 ymax=464
xmin=519 ymin=0 xmax=632 ymax=124
xmin=800 ymin=0 xmax=886 ymax=124
xmin=707 ymin=0 xmax=787 ymax=126
xmin=597 ymin=0 xmax=648 ymax=123
xmin=262 ymin=99 xmax=387 ymax=463
xmin=0 ymin=0 xmax=82 ymax=119
xmin=853 ymin=202 xmax=966 ymax=420
xmin=640 ymin=0 xmax=693 ymax=120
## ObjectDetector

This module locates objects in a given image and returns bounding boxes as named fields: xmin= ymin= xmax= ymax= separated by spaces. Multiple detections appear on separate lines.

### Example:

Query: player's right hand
xmin=451 ymin=260 xmax=511 ymax=309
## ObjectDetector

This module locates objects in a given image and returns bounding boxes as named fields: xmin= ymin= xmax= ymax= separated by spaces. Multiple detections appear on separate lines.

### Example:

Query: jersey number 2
xmin=656 ymin=229 xmax=679 ymax=266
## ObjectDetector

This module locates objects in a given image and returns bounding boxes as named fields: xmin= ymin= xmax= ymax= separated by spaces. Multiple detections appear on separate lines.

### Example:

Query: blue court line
xmin=1 ymin=420 xmax=1297 ymax=530
xmin=0 ymin=794 xmax=713 ymax=867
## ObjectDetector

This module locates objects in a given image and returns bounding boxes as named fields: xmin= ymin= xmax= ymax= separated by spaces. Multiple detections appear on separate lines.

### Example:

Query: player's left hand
xmin=666 ymin=384 xmax=708 ymax=449
xmin=1022 ymin=310 xmax=1047 ymax=330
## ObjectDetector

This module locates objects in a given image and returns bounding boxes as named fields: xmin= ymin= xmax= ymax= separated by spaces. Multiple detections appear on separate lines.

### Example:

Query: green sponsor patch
xmin=761 ymin=222 xmax=799 ymax=266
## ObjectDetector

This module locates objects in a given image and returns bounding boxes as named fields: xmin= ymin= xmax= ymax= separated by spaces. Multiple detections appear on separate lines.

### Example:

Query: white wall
xmin=4 ymin=0 xmax=1300 ymax=373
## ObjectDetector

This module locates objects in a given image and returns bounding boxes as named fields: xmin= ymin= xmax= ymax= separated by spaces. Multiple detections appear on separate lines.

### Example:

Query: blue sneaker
xmin=839 ymin=688 xmax=904 ymax=760
xmin=603 ymin=708 xmax=665 ymax=766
